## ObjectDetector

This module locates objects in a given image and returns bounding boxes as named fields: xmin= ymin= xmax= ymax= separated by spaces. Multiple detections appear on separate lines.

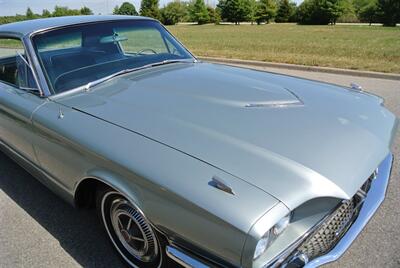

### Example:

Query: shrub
xmin=160 ymin=1 xmax=187 ymax=25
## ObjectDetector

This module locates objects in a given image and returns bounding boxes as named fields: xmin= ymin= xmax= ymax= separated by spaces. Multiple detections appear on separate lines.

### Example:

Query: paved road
xmin=0 ymin=65 xmax=399 ymax=268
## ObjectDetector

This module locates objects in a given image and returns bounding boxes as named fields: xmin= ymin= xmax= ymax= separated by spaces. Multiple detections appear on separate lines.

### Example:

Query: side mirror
xmin=350 ymin=83 xmax=363 ymax=91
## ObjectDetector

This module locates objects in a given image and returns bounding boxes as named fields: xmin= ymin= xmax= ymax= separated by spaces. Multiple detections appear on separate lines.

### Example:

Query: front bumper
xmin=165 ymin=153 xmax=393 ymax=268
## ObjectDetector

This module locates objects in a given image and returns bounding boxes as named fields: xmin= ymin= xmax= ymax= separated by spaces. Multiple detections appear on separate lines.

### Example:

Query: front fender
xmin=32 ymin=100 xmax=279 ymax=266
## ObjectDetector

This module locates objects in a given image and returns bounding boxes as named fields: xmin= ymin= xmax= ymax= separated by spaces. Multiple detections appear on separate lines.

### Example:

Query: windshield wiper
xmin=83 ymin=59 xmax=195 ymax=91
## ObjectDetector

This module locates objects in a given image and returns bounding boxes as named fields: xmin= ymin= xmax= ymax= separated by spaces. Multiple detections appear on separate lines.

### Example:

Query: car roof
xmin=0 ymin=15 xmax=155 ymax=37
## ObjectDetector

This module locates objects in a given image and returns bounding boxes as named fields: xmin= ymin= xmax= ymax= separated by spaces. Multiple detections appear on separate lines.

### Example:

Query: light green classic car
xmin=0 ymin=16 xmax=397 ymax=268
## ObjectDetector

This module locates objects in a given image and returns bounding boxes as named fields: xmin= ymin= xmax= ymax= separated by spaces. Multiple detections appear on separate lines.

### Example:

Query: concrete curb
xmin=198 ymin=57 xmax=400 ymax=81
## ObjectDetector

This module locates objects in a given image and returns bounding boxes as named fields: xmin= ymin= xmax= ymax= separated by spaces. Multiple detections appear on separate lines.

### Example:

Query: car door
xmin=0 ymin=36 xmax=46 ymax=164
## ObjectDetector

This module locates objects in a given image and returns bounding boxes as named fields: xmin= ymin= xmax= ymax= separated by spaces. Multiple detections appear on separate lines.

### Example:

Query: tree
xmin=288 ymin=1 xmax=298 ymax=22
xmin=275 ymin=0 xmax=296 ymax=22
xmin=160 ymin=1 xmax=187 ymax=25
xmin=359 ymin=1 xmax=378 ymax=25
xmin=140 ymin=0 xmax=161 ymax=20
xmin=114 ymin=2 xmax=139 ymax=15
xmin=52 ymin=6 xmax=81 ymax=17
xmin=207 ymin=6 xmax=221 ymax=24
xmin=377 ymin=0 xmax=400 ymax=26
xmin=337 ymin=0 xmax=358 ymax=23
xmin=42 ymin=9 xmax=51 ymax=17
xmin=353 ymin=0 xmax=374 ymax=13
xmin=247 ymin=0 xmax=258 ymax=24
xmin=80 ymin=6 xmax=93 ymax=15
xmin=353 ymin=0 xmax=375 ymax=19
xmin=217 ymin=0 xmax=252 ymax=24
xmin=113 ymin=5 xmax=120 ymax=14
xmin=255 ymin=0 xmax=277 ymax=24
xmin=297 ymin=0 xmax=345 ymax=25
xmin=326 ymin=0 xmax=346 ymax=24
xmin=189 ymin=0 xmax=210 ymax=24
xmin=26 ymin=7 xmax=35 ymax=19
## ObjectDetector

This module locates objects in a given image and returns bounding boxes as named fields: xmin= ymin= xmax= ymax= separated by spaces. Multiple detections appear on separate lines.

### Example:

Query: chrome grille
xmin=296 ymin=199 xmax=357 ymax=259
xmin=293 ymin=173 xmax=376 ymax=261
xmin=278 ymin=170 xmax=379 ymax=267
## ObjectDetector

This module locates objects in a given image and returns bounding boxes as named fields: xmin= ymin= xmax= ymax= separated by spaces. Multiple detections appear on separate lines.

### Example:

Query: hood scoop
xmin=194 ymin=86 xmax=304 ymax=109
xmin=245 ymin=88 xmax=304 ymax=108
xmin=245 ymin=100 xmax=303 ymax=108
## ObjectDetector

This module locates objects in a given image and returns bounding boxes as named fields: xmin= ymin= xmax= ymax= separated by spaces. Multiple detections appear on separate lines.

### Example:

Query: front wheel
xmin=97 ymin=187 xmax=163 ymax=268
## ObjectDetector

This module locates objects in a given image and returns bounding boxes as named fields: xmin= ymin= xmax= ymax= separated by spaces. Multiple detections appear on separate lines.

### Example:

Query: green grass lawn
xmin=167 ymin=23 xmax=400 ymax=73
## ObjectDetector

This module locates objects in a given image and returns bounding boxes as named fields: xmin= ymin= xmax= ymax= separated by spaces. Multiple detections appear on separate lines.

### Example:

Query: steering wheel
xmin=136 ymin=48 xmax=158 ymax=55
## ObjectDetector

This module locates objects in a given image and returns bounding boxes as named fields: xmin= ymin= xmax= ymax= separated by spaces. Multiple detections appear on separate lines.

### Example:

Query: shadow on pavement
xmin=0 ymin=151 xmax=125 ymax=267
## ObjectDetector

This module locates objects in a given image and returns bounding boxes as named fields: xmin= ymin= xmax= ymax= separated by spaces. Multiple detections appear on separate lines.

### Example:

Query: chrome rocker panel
xmin=166 ymin=245 xmax=210 ymax=268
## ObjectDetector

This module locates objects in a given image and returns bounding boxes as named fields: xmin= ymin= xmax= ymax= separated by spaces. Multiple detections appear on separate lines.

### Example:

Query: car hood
xmin=56 ymin=62 xmax=397 ymax=209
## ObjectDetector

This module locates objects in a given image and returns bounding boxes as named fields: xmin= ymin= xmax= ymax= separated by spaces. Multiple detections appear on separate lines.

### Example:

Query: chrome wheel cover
xmin=101 ymin=191 xmax=161 ymax=267
xmin=110 ymin=198 xmax=158 ymax=262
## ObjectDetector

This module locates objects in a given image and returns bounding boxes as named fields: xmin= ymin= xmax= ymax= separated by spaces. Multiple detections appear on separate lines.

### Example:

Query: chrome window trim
xmin=22 ymin=34 xmax=51 ymax=96
xmin=158 ymin=22 xmax=198 ymax=62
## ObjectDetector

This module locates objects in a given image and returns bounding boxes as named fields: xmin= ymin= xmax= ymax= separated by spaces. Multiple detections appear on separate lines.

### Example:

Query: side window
xmin=165 ymin=38 xmax=181 ymax=56
xmin=0 ymin=38 xmax=37 ymax=89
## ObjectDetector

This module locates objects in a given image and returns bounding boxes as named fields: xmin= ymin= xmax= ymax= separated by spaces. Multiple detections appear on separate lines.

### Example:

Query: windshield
xmin=32 ymin=19 xmax=194 ymax=94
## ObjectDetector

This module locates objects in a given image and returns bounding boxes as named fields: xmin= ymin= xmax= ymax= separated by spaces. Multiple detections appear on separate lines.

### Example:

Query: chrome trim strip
xmin=22 ymin=34 xmax=51 ymax=97
xmin=304 ymin=153 xmax=393 ymax=267
xmin=166 ymin=245 xmax=210 ymax=268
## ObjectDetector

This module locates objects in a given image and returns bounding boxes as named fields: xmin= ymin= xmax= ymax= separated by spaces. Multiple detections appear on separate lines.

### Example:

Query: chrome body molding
xmin=166 ymin=246 xmax=210 ymax=268
xmin=208 ymin=176 xmax=235 ymax=195
xmin=303 ymin=153 xmax=393 ymax=267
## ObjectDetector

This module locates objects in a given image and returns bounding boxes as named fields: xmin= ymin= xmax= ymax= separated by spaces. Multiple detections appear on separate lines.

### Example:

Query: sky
xmin=0 ymin=0 xmax=303 ymax=16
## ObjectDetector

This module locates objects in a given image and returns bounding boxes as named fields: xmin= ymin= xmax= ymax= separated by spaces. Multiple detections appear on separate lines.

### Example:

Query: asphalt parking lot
xmin=0 ymin=64 xmax=399 ymax=268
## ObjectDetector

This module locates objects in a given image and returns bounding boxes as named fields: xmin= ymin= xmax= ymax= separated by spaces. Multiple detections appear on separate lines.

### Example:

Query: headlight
xmin=253 ymin=213 xmax=291 ymax=260
xmin=272 ymin=213 xmax=291 ymax=235
xmin=253 ymin=231 xmax=271 ymax=259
